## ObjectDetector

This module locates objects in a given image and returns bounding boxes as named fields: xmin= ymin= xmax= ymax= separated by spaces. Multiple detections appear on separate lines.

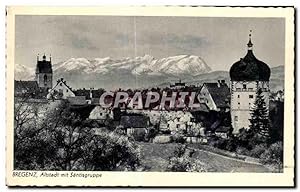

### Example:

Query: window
xmin=44 ymin=75 xmax=47 ymax=85
xmin=60 ymin=83 xmax=62 ymax=86
xmin=100 ymin=113 xmax=103 ymax=116
xmin=249 ymin=95 xmax=253 ymax=98
xmin=243 ymin=84 xmax=247 ymax=89
xmin=237 ymin=95 xmax=240 ymax=98
xmin=234 ymin=116 xmax=238 ymax=121
xmin=176 ymin=124 xmax=180 ymax=128
xmin=66 ymin=89 xmax=68 ymax=92
xmin=238 ymin=102 xmax=240 ymax=105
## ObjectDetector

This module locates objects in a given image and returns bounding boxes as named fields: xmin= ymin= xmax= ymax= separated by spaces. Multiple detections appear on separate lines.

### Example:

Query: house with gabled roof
xmin=120 ymin=114 xmax=151 ymax=138
xmin=47 ymin=78 xmax=75 ymax=100
xmin=197 ymin=80 xmax=230 ymax=112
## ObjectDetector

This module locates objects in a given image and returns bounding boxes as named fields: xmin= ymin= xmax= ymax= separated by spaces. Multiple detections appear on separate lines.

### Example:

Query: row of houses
xmin=13 ymin=78 xmax=243 ymax=140
xmin=15 ymin=77 xmax=283 ymax=142
xmin=46 ymin=78 xmax=231 ymax=110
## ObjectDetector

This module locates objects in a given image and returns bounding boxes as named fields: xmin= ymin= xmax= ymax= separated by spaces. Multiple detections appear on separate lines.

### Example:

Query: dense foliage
xmin=167 ymin=145 xmax=209 ymax=172
xmin=14 ymin=100 xmax=140 ymax=171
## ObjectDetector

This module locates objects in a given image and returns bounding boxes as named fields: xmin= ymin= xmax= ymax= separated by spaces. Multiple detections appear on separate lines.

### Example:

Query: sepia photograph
xmin=6 ymin=6 xmax=295 ymax=187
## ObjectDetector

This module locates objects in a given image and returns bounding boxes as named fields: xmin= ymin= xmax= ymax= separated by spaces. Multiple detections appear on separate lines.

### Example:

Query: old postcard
xmin=6 ymin=6 xmax=295 ymax=187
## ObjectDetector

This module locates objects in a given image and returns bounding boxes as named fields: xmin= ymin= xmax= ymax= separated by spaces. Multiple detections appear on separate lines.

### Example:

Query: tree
xmin=82 ymin=131 xmax=141 ymax=171
xmin=14 ymin=100 xmax=141 ymax=171
xmin=260 ymin=141 xmax=283 ymax=172
xmin=167 ymin=145 xmax=210 ymax=172
xmin=14 ymin=97 xmax=56 ymax=170
xmin=249 ymin=88 xmax=271 ymax=143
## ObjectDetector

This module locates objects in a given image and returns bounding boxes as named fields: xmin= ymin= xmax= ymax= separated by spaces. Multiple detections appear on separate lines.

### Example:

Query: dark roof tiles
xmin=120 ymin=115 xmax=149 ymax=128
xmin=230 ymin=50 xmax=270 ymax=81
xmin=203 ymin=83 xmax=230 ymax=108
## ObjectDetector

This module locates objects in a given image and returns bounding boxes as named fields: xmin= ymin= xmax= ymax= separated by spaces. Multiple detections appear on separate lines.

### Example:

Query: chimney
xmin=217 ymin=80 xmax=221 ymax=87
xmin=217 ymin=80 xmax=226 ymax=87
xmin=90 ymin=88 xmax=93 ymax=99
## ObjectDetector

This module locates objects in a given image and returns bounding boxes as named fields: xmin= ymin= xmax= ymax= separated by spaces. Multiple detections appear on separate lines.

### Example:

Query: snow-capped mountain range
xmin=14 ymin=63 xmax=34 ymax=81
xmin=15 ymin=55 xmax=211 ymax=89
xmin=52 ymin=54 xmax=211 ymax=76
xmin=14 ymin=55 xmax=284 ymax=91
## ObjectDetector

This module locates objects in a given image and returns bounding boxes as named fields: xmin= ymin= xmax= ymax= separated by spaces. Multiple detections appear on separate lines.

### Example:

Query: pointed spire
xmin=247 ymin=30 xmax=253 ymax=50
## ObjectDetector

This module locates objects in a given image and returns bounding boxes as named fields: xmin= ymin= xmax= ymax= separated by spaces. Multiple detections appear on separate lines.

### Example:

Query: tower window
xmin=234 ymin=116 xmax=238 ymax=121
xmin=238 ymin=102 xmax=240 ymax=105
xmin=243 ymin=84 xmax=247 ymax=89
xmin=237 ymin=95 xmax=240 ymax=98
xmin=44 ymin=75 xmax=47 ymax=85
xmin=249 ymin=95 xmax=253 ymax=98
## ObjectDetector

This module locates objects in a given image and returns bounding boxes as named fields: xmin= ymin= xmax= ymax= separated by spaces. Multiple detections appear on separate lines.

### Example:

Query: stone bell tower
xmin=35 ymin=54 xmax=53 ymax=89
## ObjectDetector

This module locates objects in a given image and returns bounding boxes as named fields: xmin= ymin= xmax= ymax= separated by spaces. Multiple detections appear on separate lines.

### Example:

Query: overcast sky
xmin=15 ymin=15 xmax=285 ymax=71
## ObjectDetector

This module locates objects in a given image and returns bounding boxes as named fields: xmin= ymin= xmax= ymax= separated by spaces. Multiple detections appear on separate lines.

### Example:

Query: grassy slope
xmin=137 ymin=142 xmax=270 ymax=172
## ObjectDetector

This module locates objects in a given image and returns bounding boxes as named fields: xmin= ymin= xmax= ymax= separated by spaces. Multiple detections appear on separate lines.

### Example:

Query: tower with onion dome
xmin=229 ymin=31 xmax=271 ymax=134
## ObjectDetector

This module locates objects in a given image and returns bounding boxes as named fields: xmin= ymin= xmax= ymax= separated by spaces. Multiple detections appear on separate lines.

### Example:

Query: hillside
xmin=138 ymin=142 xmax=270 ymax=172
xmin=158 ymin=66 xmax=284 ymax=92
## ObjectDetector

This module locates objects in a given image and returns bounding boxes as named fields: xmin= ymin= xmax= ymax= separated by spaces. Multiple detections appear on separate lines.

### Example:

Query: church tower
xmin=229 ymin=31 xmax=271 ymax=134
xmin=35 ymin=54 xmax=53 ymax=89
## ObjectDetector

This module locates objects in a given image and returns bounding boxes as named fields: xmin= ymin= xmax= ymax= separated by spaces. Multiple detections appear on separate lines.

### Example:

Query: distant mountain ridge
xmin=14 ymin=55 xmax=284 ymax=91
xmin=52 ymin=55 xmax=211 ymax=76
